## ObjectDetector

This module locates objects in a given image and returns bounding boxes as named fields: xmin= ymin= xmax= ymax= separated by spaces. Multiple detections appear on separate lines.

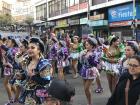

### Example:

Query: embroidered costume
xmin=57 ymin=47 xmax=69 ymax=69
xmin=80 ymin=50 xmax=100 ymax=80
xmin=102 ymin=40 xmax=125 ymax=75
xmin=19 ymin=58 xmax=52 ymax=104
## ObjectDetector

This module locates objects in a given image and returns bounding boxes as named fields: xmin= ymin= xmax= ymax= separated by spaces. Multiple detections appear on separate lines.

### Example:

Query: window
xmin=69 ymin=0 xmax=79 ymax=6
xmin=69 ymin=0 xmax=75 ymax=6
xmin=79 ymin=0 xmax=88 ymax=3
xmin=75 ymin=0 xmax=79 ymax=4
xmin=61 ymin=0 xmax=66 ymax=9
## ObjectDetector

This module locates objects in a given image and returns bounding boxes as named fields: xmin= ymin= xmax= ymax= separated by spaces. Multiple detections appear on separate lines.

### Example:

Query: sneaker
xmin=95 ymin=88 xmax=104 ymax=93
xmin=73 ymin=73 xmax=79 ymax=79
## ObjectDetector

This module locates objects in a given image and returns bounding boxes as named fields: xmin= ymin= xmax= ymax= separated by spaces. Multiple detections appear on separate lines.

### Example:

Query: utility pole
xmin=87 ymin=0 xmax=90 ymax=20
xmin=132 ymin=0 xmax=136 ymax=40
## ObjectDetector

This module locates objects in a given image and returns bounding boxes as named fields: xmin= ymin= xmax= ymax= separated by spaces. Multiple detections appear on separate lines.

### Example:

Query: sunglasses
xmin=128 ymin=64 xmax=140 ymax=68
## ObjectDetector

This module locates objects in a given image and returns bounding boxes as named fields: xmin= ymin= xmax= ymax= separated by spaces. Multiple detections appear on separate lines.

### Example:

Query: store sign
xmin=90 ymin=14 xmax=104 ymax=20
xmin=108 ymin=3 xmax=140 ymax=22
xmin=68 ymin=19 xmax=80 ymax=25
xmin=80 ymin=18 xmax=88 ymax=24
xmin=109 ymin=20 xmax=132 ymax=27
xmin=56 ymin=19 xmax=68 ymax=27
xmin=47 ymin=22 xmax=55 ymax=26
xmin=88 ymin=20 xmax=108 ymax=26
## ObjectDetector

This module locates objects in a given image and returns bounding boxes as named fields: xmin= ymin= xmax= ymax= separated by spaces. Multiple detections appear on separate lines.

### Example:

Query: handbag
xmin=125 ymin=79 xmax=130 ymax=105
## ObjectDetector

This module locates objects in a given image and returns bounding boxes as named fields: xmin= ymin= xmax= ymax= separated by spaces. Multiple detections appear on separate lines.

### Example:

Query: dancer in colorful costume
xmin=19 ymin=37 xmax=52 ymax=104
xmin=102 ymin=35 xmax=125 ymax=93
xmin=80 ymin=37 xmax=100 ymax=105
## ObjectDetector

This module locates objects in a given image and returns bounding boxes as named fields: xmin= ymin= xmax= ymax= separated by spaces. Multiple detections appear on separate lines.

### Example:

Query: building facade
xmin=46 ymin=0 xmax=140 ymax=40
xmin=12 ymin=0 xmax=34 ymax=23
xmin=0 ymin=0 xmax=11 ymax=15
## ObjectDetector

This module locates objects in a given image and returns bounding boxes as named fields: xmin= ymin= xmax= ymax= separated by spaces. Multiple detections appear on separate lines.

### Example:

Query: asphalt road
xmin=0 ymin=72 xmax=111 ymax=105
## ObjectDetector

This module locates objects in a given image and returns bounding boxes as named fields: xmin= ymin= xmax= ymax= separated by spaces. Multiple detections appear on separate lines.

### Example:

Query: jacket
xmin=107 ymin=72 xmax=140 ymax=105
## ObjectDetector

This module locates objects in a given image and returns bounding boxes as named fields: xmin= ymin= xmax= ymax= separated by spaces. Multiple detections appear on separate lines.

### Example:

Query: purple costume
xmin=1 ymin=45 xmax=19 ymax=76
xmin=57 ymin=47 xmax=69 ymax=69
xmin=80 ymin=50 xmax=100 ymax=79
xmin=49 ymin=43 xmax=58 ymax=61
xmin=95 ymin=46 xmax=104 ymax=70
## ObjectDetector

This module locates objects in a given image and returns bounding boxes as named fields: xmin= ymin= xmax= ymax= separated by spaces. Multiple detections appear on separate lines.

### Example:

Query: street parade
xmin=0 ymin=0 xmax=140 ymax=105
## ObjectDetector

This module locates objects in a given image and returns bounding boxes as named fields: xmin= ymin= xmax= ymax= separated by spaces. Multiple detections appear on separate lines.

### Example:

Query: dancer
xmin=70 ymin=36 xmax=81 ymax=78
xmin=14 ymin=39 xmax=29 ymax=102
xmin=49 ymin=37 xmax=58 ymax=76
xmin=95 ymin=37 xmax=104 ymax=93
xmin=18 ymin=37 xmax=52 ymax=104
xmin=57 ymin=41 xmax=69 ymax=80
xmin=1 ymin=38 xmax=19 ymax=105
xmin=102 ymin=35 xmax=125 ymax=93
xmin=120 ymin=41 xmax=139 ymax=75
xmin=80 ymin=37 xmax=100 ymax=105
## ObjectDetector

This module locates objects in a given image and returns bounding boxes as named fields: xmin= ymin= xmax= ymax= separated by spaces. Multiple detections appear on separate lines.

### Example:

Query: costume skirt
xmin=103 ymin=61 xmax=120 ymax=74
xmin=4 ymin=66 xmax=13 ymax=76
xmin=57 ymin=59 xmax=70 ymax=69
xmin=70 ymin=52 xmax=79 ymax=60
xmin=80 ymin=66 xmax=99 ymax=80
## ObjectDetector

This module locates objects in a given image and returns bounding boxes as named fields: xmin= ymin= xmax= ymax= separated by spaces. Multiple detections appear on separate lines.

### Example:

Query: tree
xmin=25 ymin=16 xmax=34 ymax=36
xmin=0 ymin=14 xmax=12 ymax=26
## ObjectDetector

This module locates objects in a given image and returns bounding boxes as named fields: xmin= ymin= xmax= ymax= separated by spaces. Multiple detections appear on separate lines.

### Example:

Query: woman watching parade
xmin=107 ymin=55 xmax=140 ymax=105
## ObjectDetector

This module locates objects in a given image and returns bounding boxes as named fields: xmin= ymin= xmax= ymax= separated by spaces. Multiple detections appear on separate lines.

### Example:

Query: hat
xmin=127 ymin=41 xmax=139 ymax=54
xmin=29 ymin=37 xmax=45 ymax=53
xmin=88 ymin=37 xmax=97 ymax=46
xmin=97 ymin=37 xmax=104 ymax=45
xmin=108 ymin=35 xmax=116 ymax=44
xmin=73 ymin=35 xmax=79 ymax=39
xmin=21 ymin=39 xmax=28 ymax=48
xmin=9 ymin=38 xmax=19 ymax=47
xmin=48 ymin=80 xmax=75 ymax=102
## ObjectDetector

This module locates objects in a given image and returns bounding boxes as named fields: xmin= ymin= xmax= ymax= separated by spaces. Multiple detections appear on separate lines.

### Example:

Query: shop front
xmin=68 ymin=18 xmax=80 ymax=37
xmin=89 ymin=14 xmax=109 ymax=38
xmin=80 ymin=17 xmax=92 ymax=38
xmin=55 ymin=19 xmax=69 ymax=34
xmin=108 ymin=3 xmax=140 ymax=40
xmin=85 ymin=13 xmax=108 ymax=38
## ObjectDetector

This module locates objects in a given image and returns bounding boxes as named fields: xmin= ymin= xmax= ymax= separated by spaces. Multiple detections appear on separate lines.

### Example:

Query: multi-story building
xmin=34 ymin=0 xmax=55 ymax=35
xmin=46 ymin=0 xmax=140 ymax=40
xmin=12 ymin=0 xmax=34 ymax=23
xmin=0 ymin=0 xmax=11 ymax=15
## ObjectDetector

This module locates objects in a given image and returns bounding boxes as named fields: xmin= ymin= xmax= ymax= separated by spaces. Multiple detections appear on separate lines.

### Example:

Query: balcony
xmin=69 ymin=4 xmax=78 ymax=12
xmin=79 ymin=2 xmax=88 ymax=10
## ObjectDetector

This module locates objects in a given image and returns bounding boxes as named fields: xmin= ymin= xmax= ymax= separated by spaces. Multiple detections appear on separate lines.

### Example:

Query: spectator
xmin=107 ymin=55 xmax=140 ymax=105
xmin=44 ymin=80 xmax=75 ymax=105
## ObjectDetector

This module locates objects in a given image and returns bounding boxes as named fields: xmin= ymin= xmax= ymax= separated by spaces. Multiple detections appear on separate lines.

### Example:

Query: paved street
xmin=0 ymin=72 xmax=110 ymax=105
